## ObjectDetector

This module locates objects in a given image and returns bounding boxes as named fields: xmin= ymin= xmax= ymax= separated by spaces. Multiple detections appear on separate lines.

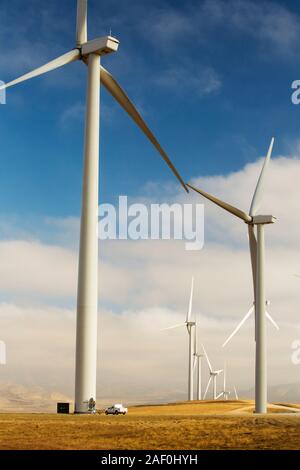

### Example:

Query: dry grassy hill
xmin=0 ymin=400 xmax=300 ymax=450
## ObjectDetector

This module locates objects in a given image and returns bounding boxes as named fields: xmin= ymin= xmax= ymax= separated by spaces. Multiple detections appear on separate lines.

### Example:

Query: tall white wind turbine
xmin=187 ymin=138 xmax=276 ymax=413
xmin=163 ymin=278 xmax=195 ymax=400
xmin=1 ymin=0 xmax=188 ymax=414
xmin=202 ymin=345 xmax=223 ymax=400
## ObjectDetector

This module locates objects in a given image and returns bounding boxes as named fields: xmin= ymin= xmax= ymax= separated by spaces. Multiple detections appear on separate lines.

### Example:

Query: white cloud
xmin=154 ymin=64 xmax=222 ymax=97
xmin=59 ymin=102 xmax=85 ymax=128
xmin=1 ymin=151 xmax=300 ymax=402
xmin=0 ymin=302 xmax=298 ymax=405
xmin=140 ymin=0 xmax=300 ymax=60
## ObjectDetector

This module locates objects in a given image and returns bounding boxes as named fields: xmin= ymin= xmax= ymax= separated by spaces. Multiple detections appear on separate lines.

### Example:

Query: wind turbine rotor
xmin=223 ymin=301 xmax=279 ymax=348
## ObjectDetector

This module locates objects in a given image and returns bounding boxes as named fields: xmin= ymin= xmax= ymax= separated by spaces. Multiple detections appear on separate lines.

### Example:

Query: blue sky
xmin=0 ymin=0 xmax=300 ymax=217
xmin=2 ymin=1 xmax=300 ymax=400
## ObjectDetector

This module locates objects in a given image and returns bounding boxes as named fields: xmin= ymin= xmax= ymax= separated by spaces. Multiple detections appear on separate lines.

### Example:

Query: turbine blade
xmin=194 ymin=320 xmax=197 ymax=355
xmin=76 ymin=0 xmax=88 ymax=46
xmin=186 ymin=277 xmax=194 ymax=323
xmin=193 ymin=355 xmax=197 ymax=372
xmin=161 ymin=323 xmax=186 ymax=331
xmin=187 ymin=183 xmax=252 ymax=223
xmin=266 ymin=311 xmax=279 ymax=330
xmin=98 ymin=65 xmax=188 ymax=192
xmin=0 ymin=50 xmax=80 ymax=91
xmin=201 ymin=344 xmax=213 ymax=373
xmin=234 ymin=386 xmax=239 ymax=400
xmin=222 ymin=305 xmax=254 ymax=347
xmin=248 ymin=225 xmax=257 ymax=298
xmin=203 ymin=376 xmax=212 ymax=400
xmin=249 ymin=138 xmax=274 ymax=216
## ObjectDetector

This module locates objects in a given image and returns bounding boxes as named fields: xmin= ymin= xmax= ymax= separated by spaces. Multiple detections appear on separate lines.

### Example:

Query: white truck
xmin=105 ymin=404 xmax=128 ymax=415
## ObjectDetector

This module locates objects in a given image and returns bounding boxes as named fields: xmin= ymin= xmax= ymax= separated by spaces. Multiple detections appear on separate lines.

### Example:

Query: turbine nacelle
xmin=251 ymin=215 xmax=276 ymax=225
xmin=81 ymin=36 xmax=120 ymax=57
xmin=211 ymin=370 xmax=223 ymax=377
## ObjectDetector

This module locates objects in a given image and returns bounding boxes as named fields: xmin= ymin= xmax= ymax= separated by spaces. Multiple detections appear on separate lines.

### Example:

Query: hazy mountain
xmin=0 ymin=382 xmax=72 ymax=413
xmin=237 ymin=383 xmax=300 ymax=404
xmin=0 ymin=381 xmax=299 ymax=413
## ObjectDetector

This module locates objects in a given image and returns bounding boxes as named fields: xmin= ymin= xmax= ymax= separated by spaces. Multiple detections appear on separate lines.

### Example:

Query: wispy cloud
xmin=59 ymin=101 xmax=117 ymax=130
xmin=139 ymin=0 xmax=300 ymax=60
xmin=155 ymin=63 xmax=222 ymax=97
xmin=59 ymin=102 xmax=85 ymax=129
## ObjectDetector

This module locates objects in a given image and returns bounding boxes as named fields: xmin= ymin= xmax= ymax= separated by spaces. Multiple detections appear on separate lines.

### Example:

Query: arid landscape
xmin=0 ymin=401 xmax=300 ymax=450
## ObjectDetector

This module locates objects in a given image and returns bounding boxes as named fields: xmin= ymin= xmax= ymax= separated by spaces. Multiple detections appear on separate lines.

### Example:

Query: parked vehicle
xmin=105 ymin=404 xmax=128 ymax=415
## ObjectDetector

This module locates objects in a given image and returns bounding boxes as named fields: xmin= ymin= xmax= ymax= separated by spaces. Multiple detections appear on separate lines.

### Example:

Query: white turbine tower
xmin=202 ymin=345 xmax=223 ymax=400
xmin=217 ymin=362 xmax=230 ymax=400
xmin=187 ymin=138 xmax=276 ymax=414
xmin=163 ymin=278 xmax=195 ymax=401
xmin=193 ymin=311 xmax=203 ymax=400
xmin=1 ymin=0 xmax=188 ymax=414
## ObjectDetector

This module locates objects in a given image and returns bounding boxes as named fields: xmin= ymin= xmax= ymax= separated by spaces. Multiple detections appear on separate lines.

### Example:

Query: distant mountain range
xmin=231 ymin=383 xmax=300 ymax=404
xmin=0 ymin=382 xmax=72 ymax=413
xmin=267 ymin=383 xmax=300 ymax=403
xmin=0 ymin=382 xmax=299 ymax=412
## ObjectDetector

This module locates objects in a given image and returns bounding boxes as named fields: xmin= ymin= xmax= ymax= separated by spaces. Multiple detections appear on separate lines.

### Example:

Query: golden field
xmin=0 ymin=400 xmax=300 ymax=450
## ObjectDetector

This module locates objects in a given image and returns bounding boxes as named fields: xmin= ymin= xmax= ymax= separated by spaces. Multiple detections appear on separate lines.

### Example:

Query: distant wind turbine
xmin=163 ymin=278 xmax=195 ymax=400
xmin=217 ymin=362 xmax=230 ymax=400
xmin=187 ymin=138 xmax=276 ymax=414
xmin=202 ymin=345 xmax=223 ymax=400
xmin=1 ymin=0 xmax=188 ymax=413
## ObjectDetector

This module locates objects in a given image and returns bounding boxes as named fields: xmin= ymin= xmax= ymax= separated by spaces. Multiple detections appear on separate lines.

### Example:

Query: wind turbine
xmin=222 ymin=300 xmax=279 ymax=347
xmin=1 ymin=0 xmax=188 ymax=414
xmin=193 ymin=309 xmax=203 ymax=400
xmin=217 ymin=362 xmax=230 ymax=400
xmin=163 ymin=278 xmax=195 ymax=400
xmin=202 ymin=345 xmax=223 ymax=400
xmin=187 ymin=138 xmax=275 ymax=413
